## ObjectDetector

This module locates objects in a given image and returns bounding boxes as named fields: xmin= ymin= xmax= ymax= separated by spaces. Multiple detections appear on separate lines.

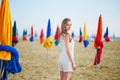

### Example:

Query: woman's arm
xmin=65 ymin=34 xmax=76 ymax=70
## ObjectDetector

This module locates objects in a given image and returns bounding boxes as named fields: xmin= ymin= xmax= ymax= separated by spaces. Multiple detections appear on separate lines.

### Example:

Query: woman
xmin=58 ymin=18 xmax=76 ymax=80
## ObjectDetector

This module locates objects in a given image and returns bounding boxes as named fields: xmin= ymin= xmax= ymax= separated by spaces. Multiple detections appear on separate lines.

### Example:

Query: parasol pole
xmin=84 ymin=47 xmax=88 ymax=65
xmin=86 ymin=47 xmax=89 ymax=65
xmin=6 ymin=61 xmax=8 ymax=80
xmin=32 ymin=41 xmax=34 ymax=53
xmin=96 ymin=49 xmax=98 ymax=72
xmin=0 ymin=61 xmax=8 ymax=80
xmin=46 ymin=49 xmax=49 ymax=64
xmin=0 ymin=60 xmax=3 ymax=79
xmin=6 ymin=70 xmax=8 ymax=80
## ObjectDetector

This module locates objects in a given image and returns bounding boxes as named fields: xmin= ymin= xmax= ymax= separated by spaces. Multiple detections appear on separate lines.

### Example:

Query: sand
xmin=8 ymin=40 xmax=120 ymax=80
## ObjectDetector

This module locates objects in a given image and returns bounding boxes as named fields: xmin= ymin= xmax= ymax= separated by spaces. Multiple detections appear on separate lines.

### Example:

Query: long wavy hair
xmin=61 ymin=18 xmax=71 ymax=34
xmin=60 ymin=18 xmax=72 ymax=41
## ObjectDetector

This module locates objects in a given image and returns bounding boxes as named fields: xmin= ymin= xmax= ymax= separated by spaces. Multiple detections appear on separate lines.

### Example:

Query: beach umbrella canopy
xmin=54 ymin=26 xmax=60 ymax=40
xmin=54 ymin=26 xmax=60 ymax=46
xmin=43 ymin=19 xmax=53 ymax=49
xmin=92 ymin=33 xmax=96 ymax=40
xmin=83 ymin=24 xmax=89 ymax=47
xmin=12 ymin=21 xmax=18 ymax=46
xmin=0 ymin=0 xmax=22 ymax=79
xmin=0 ymin=0 xmax=12 ymax=60
xmin=104 ymin=27 xmax=110 ymax=42
xmin=78 ymin=27 xmax=82 ymax=43
xmin=29 ymin=26 xmax=34 ymax=42
xmin=0 ymin=45 xmax=22 ymax=74
xmin=71 ymin=32 xmax=75 ymax=38
xmin=93 ymin=15 xmax=104 ymax=65
xmin=40 ymin=28 xmax=44 ymax=44
xmin=23 ymin=29 xmax=28 ymax=41
xmin=113 ymin=33 xmax=115 ymax=39
xmin=35 ymin=31 xmax=38 ymax=37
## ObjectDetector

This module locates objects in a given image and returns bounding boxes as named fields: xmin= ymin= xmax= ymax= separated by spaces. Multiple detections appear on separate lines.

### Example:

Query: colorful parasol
xmin=23 ymin=29 xmax=28 ymax=41
xmin=40 ymin=28 xmax=44 ymax=44
xmin=93 ymin=15 xmax=104 ymax=72
xmin=29 ymin=26 xmax=34 ymax=42
xmin=0 ymin=0 xmax=12 ymax=60
xmin=43 ymin=19 xmax=53 ymax=49
xmin=0 ymin=0 xmax=22 ymax=79
xmin=78 ymin=27 xmax=82 ymax=43
xmin=83 ymin=24 xmax=89 ymax=47
xmin=104 ymin=27 xmax=110 ymax=42
xmin=12 ymin=21 xmax=18 ymax=46
xmin=71 ymin=32 xmax=75 ymax=38
xmin=54 ymin=26 xmax=60 ymax=46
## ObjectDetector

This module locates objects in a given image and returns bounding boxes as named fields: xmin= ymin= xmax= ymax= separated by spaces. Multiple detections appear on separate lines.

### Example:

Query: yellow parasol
xmin=0 ymin=0 xmax=12 ymax=60
xmin=83 ymin=23 xmax=89 ymax=47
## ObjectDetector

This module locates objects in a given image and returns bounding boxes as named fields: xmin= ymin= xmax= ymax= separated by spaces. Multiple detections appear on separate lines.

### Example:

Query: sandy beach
xmin=9 ymin=40 xmax=120 ymax=80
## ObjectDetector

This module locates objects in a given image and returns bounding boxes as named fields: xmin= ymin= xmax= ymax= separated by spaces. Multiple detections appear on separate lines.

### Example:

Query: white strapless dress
xmin=58 ymin=36 xmax=74 ymax=72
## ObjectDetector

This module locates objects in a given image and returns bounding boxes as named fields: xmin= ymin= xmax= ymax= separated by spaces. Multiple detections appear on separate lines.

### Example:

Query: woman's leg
xmin=60 ymin=71 xmax=64 ymax=80
xmin=63 ymin=72 xmax=72 ymax=80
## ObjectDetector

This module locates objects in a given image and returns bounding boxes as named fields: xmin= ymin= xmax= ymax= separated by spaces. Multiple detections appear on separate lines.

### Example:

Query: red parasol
xmin=40 ymin=28 xmax=44 ymax=44
xmin=94 ymin=15 xmax=104 ymax=65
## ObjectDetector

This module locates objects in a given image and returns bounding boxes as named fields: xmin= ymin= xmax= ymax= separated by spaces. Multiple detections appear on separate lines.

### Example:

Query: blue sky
xmin=1 ymin=0 xmax=120 ymax=37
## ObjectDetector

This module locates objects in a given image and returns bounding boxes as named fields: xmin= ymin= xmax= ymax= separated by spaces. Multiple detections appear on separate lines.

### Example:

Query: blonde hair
xmin=61 ymin=18 xmax=71 ymax=34
xmin=60 ymin=18 xmax=72 ymax=42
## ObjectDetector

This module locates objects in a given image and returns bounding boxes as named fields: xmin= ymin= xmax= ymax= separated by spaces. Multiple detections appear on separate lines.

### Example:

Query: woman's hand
xmin=72 ymin=62 xmax=76 ymax=70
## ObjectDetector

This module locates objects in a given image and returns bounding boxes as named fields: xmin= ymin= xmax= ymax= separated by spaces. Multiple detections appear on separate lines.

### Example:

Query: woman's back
xmin=59 ymin=35 xmax=74 ymax=60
